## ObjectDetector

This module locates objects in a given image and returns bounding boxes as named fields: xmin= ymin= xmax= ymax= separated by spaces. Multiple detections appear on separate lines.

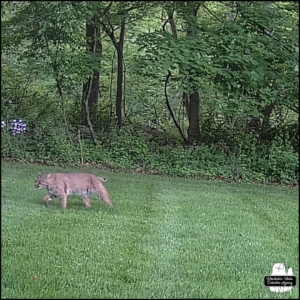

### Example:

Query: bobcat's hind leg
xmin=60 ymin=195 xmax=68 ymax=209
xmin=81 ymin=196 xmax=91 ymax=208
xmin=97 ymin=185 xmax=113 ymax=207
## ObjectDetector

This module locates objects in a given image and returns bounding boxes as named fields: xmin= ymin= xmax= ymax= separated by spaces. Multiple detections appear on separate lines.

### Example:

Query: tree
xmin=182 ymin=1 xmax=202 ymax=145
xmin=82 ymin=16 xmax=102 ymax=108
xmin=136 ymin=1 xmax=205 ymax=144
xmin=99 ymin=1 xmax=153 ymax=128
xmin=103 ymin=17 xmax=126 ymax=128
xmin=2 ymin=0 xmax=298 ymax=149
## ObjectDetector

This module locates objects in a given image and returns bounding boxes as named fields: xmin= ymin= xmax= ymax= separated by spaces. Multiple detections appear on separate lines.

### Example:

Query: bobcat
xmin=35 ymin=172 xmax=113 ymax=209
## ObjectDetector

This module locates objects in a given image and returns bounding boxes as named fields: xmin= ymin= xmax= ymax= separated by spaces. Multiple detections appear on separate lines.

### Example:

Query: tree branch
xmin=252 ymin=21 xmax=294 ymax=54
xmin=201 ymin=4 xmax=223 ymax=23
xmin=164 ymin=70 xmax=188 ymax=143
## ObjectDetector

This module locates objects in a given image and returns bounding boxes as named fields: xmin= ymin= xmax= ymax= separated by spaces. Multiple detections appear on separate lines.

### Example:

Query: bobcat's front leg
xmin=44 ymin=194 xmax=54 ymax=207
xmin=60 ymin=195 xmax=68 ymax=209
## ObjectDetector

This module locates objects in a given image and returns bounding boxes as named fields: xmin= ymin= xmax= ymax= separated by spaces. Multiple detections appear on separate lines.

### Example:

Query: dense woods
xmin=1 ymin=1 xmax=299 ymax=184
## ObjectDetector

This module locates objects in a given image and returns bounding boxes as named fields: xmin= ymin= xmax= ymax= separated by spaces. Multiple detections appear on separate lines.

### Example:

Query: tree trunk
xmin=82 ymin=18 xmax=102 ymax=111
xmin=115 ymin=21 xmax=125 ymax=128
xmin=83 ymin=70 xmax=99 ymax=107
xmin=104 ymin=20 xmax=126 ymax=128
xmin=185 ymin=1 xmax=201 ymax=144
xmin=183 ymin=92 xmax=189 ymax=119
xmin=187 ymin=92 xmax=200 ymax=144
xmin=81 ymin=15 xmax=101 ymax=142
xmin=261 ymin=103 xmax=275 ymax=131
xmin=260 ymin=103 xmax=275 ymax=140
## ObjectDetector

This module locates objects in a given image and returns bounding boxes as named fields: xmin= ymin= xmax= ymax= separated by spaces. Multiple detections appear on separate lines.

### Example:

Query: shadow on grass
xmin=32 ymin=194 xmax=114 ymax=212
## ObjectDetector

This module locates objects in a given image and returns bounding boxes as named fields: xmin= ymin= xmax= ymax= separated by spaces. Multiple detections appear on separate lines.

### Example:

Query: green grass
xmin=1 ymin=162 xmax=299 ymax=299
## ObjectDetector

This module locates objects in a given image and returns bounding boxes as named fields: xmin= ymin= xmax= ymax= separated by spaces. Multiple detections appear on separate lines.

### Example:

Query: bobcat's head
xmin=35 ymin=173 xmax=50 ymax=189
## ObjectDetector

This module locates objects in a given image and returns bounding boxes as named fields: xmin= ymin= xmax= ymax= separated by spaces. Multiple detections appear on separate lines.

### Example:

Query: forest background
xmin=1 ymin=1 xmax=299 ymax=185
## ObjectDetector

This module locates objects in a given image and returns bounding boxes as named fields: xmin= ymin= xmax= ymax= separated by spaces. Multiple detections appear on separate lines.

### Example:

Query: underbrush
xmin=1 ymin=126 xmax=298 ymax=185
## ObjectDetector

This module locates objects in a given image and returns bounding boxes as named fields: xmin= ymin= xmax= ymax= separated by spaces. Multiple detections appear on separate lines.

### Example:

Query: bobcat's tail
xmin=98 ymin=176 xmax=108 ymax=183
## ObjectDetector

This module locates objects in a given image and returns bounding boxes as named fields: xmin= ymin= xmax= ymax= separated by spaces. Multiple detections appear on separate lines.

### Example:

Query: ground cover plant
xmin=1 ymin=162 xmax=299 ymax=298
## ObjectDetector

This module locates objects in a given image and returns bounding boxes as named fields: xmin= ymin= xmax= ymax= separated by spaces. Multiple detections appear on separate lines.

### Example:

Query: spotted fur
xmin=35 ymin=172 xmax=113 ymax=209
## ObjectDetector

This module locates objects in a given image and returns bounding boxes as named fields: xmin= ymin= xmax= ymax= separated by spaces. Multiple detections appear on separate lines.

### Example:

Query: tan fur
xmin=35 ymin=172 xmax=113 ymax=209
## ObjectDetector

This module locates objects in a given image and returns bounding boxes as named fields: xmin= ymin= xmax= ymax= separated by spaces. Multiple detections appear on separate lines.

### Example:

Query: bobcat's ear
xmin=47 ymin=173 xmax=51 ymax=179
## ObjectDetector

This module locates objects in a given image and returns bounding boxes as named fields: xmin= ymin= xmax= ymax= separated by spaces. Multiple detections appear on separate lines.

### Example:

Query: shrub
xmin=1 ymin=124 xmax=298 ymax=185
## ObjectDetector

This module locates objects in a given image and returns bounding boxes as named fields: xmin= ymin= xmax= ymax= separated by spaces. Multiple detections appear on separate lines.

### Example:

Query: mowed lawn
xmin=1 ymin=162 xmax=299 ymax=299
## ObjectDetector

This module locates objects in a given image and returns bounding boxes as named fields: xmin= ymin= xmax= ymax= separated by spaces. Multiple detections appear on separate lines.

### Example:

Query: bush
xmin=1 ymin=124 xmax=298 ymax=185
xmin=266 ymin=140 xmax=299 ymax=184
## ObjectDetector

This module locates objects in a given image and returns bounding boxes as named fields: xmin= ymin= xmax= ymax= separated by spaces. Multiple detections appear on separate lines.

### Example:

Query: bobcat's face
xmin=35 ymin=174 xmax=49 ymax=189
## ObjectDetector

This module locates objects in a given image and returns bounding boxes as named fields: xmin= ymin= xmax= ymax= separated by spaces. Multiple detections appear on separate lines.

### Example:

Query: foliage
xmin=1 ymin=1 xmax=298 ymax=185
xmin=1 ymin=126 xmax=298 ymax=185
